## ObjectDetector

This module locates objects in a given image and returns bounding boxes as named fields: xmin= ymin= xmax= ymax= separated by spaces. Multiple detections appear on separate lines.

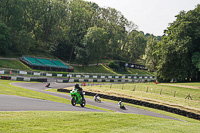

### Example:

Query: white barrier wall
xmin=0 ymin=71 xmax=4 ymax=74
xmin=46 ymin=73 xmax=52 ymax=77
xmin=19 ymin=71 xmax=27 ymax=75
xmin=34 ymin=72 xmax=40 ymax=76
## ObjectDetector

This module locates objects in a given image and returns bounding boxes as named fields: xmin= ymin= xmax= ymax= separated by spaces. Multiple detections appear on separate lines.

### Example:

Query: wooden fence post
xmin=133 ymin=85 xmax=136 ymax=91
xmin=185 ymin=93 xmax=192 ymax=100
xmin=122 ymin=84 xmax=124 ymax=90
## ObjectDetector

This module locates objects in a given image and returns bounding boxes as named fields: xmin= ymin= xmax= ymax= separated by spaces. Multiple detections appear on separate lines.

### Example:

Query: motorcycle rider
xmin=74 ymin=83 xmax=84 ymax=98
xmin=45 ymin=83 xmax=50 ymax=87
xmin=118 ymin=101 xmax=124 ymax=108
xmin=94 ymin=94 xmax=101 ymax=102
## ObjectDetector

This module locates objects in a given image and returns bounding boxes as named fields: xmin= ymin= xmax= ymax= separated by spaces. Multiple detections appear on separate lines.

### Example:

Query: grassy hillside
xmin=0 ymin=59 xmax=154 ymax=75
xmin=0 ymin=59 xmax=31 ymax=70
xmin=73 ymin=65 xmax=113 ymax=74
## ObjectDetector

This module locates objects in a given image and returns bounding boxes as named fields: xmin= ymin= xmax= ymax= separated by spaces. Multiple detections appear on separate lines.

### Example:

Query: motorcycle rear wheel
xmin=80 ymin=98 xmax=86 ymax=107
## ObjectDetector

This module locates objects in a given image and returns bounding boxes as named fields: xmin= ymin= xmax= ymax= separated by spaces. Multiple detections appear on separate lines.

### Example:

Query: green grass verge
xmin=73 ymin=64 xmax=113 ymax=73
xmin=1 ymin=80 xmax=200 ymax=132
xmin=0 ymin=111 xmax=200 ymax=133
xmin=0 ymin=80 xmax=111 ymax=112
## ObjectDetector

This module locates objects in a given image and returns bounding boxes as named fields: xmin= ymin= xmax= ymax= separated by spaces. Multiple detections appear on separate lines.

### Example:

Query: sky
xmin=84 ymin=0 xmax=200 ymax=36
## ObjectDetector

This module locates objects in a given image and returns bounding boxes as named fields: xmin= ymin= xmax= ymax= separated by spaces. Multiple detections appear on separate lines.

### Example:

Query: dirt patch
xmin=160 ymin=84 xmax=200 ymax=89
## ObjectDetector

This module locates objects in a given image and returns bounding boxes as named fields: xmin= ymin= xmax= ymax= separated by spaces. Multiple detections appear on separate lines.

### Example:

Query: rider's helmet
xmin=75 ymin=83 xmax=79 ymax=88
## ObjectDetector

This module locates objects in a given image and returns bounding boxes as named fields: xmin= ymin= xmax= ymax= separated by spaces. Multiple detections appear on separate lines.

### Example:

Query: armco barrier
xmin=57 ymin=88 xmax=200 ymax=120
xmin=0 ymin=69 xmax=155 ymax=80
xmin=56 ymin=78 xmax=155 ymax=83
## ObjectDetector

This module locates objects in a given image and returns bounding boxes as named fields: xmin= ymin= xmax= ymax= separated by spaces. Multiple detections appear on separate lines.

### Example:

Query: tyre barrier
xmin=0 ymin=76 xmax=47 ymax=82
xmin=1 ymin=76 xmax=11 ymax=80
xmin=57 ymin=88 xmax=200 ymax=120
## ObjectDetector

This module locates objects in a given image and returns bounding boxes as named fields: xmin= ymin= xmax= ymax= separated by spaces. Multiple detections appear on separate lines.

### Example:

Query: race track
xmin=0 ymin=94 xmax=102 ymax=112
xmin=0 ymin=81 xmax=182 ymax=121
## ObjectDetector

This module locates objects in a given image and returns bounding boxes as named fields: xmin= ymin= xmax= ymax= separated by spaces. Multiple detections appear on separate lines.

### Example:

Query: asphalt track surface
xmin=1 ymin=81 xmax=182 ymax=121
xmin=0 ymin=94 xmax=100 ymax=112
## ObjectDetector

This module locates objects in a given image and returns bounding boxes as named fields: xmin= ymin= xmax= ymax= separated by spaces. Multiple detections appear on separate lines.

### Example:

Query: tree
xmin=12 ymin=30 xmax=37 ymax=55
xmin=192 ymin=52 xmax=200 ymax=71
xmin=156 ymin=5 xmax=200 ymax=82
xmin=144 ymin=35 xmax=158 ymax=71
xmin=0 ymin=0 xmax=146 ymax=64
xmin=79 ymin=26 xmax=108 ymax=65
xmin=0 ymin=22 xmax=12 ymax=55
xmin=125 ymin=30 xmax=146 ymax=63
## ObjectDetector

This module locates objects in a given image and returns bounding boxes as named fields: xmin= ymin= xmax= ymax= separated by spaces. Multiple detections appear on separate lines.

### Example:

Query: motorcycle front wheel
xmin=71 ymin=97 xmax=76 ymax=106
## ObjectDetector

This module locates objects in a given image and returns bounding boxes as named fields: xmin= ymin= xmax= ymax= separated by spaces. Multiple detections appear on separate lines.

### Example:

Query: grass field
xmin=0 ymin=111 xmax=200 ymax=133
xmin=80 ymin=82 xmax=200 ymax=114
xmin=0 ymin=80 xmax=200 ymax=132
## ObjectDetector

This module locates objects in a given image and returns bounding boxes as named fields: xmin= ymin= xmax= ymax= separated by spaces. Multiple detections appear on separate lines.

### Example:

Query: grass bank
xmin=0 ymin=111 xmax=200 ymax=133
xmin=48 ymin=88 xmax=199 ymax=122
xmin=79 ymin=82 xmax=200 ymax=114
xmin=0 ymin=59 xmax=154 ymax=75
xmin=0 ymin=59 xmax=31 ymax=70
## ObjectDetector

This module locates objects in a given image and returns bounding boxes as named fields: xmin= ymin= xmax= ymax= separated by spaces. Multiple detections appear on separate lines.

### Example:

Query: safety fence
xmin=0 ymin=69 xmax=155 ymax=81
xmin=56 ymin=78 xmax=155 ymax=83
xmin=0 ymin=75 xmax=155 ymax=83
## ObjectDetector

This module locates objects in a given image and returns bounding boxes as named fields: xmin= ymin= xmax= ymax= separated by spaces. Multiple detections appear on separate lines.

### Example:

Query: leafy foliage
xmin=192 ymin=52 xmax=200 ymax=71
xmin=108 ymin=61 xmax=120 ymax=70
xmin=0 ymin=0 xmax=149 ymax=65
xmin=148 ymin=5 xmax=200 ymax=82
xmin=0 ymin=22 xmax=12 ymax=55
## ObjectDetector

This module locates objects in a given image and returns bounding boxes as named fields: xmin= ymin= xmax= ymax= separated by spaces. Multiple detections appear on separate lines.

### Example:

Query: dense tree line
xmin=144 ymin=5 xmax=200 ymax=82
xmin=3 ymin=0 xmax=197 ymax=82
xmin=0 ymin=0 xmax=151 ymax=65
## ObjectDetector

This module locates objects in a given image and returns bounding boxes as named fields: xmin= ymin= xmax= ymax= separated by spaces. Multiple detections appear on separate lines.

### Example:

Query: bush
xmin=108 ymin=61 xmax=120 ymax=70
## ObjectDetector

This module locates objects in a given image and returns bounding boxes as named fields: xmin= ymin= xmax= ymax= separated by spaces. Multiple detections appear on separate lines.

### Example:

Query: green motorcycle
xmin=70 ymin=88 xmax=86 ymax=107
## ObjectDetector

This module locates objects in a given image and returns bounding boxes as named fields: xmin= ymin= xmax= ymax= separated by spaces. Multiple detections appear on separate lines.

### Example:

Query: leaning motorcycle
xmin=94 ymin=95 xmax=101 ymax=103
xmin=70 ymin=89 xmax=86 ymax=107
xmin=119 ymin=101 xmax=126 ymax=110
